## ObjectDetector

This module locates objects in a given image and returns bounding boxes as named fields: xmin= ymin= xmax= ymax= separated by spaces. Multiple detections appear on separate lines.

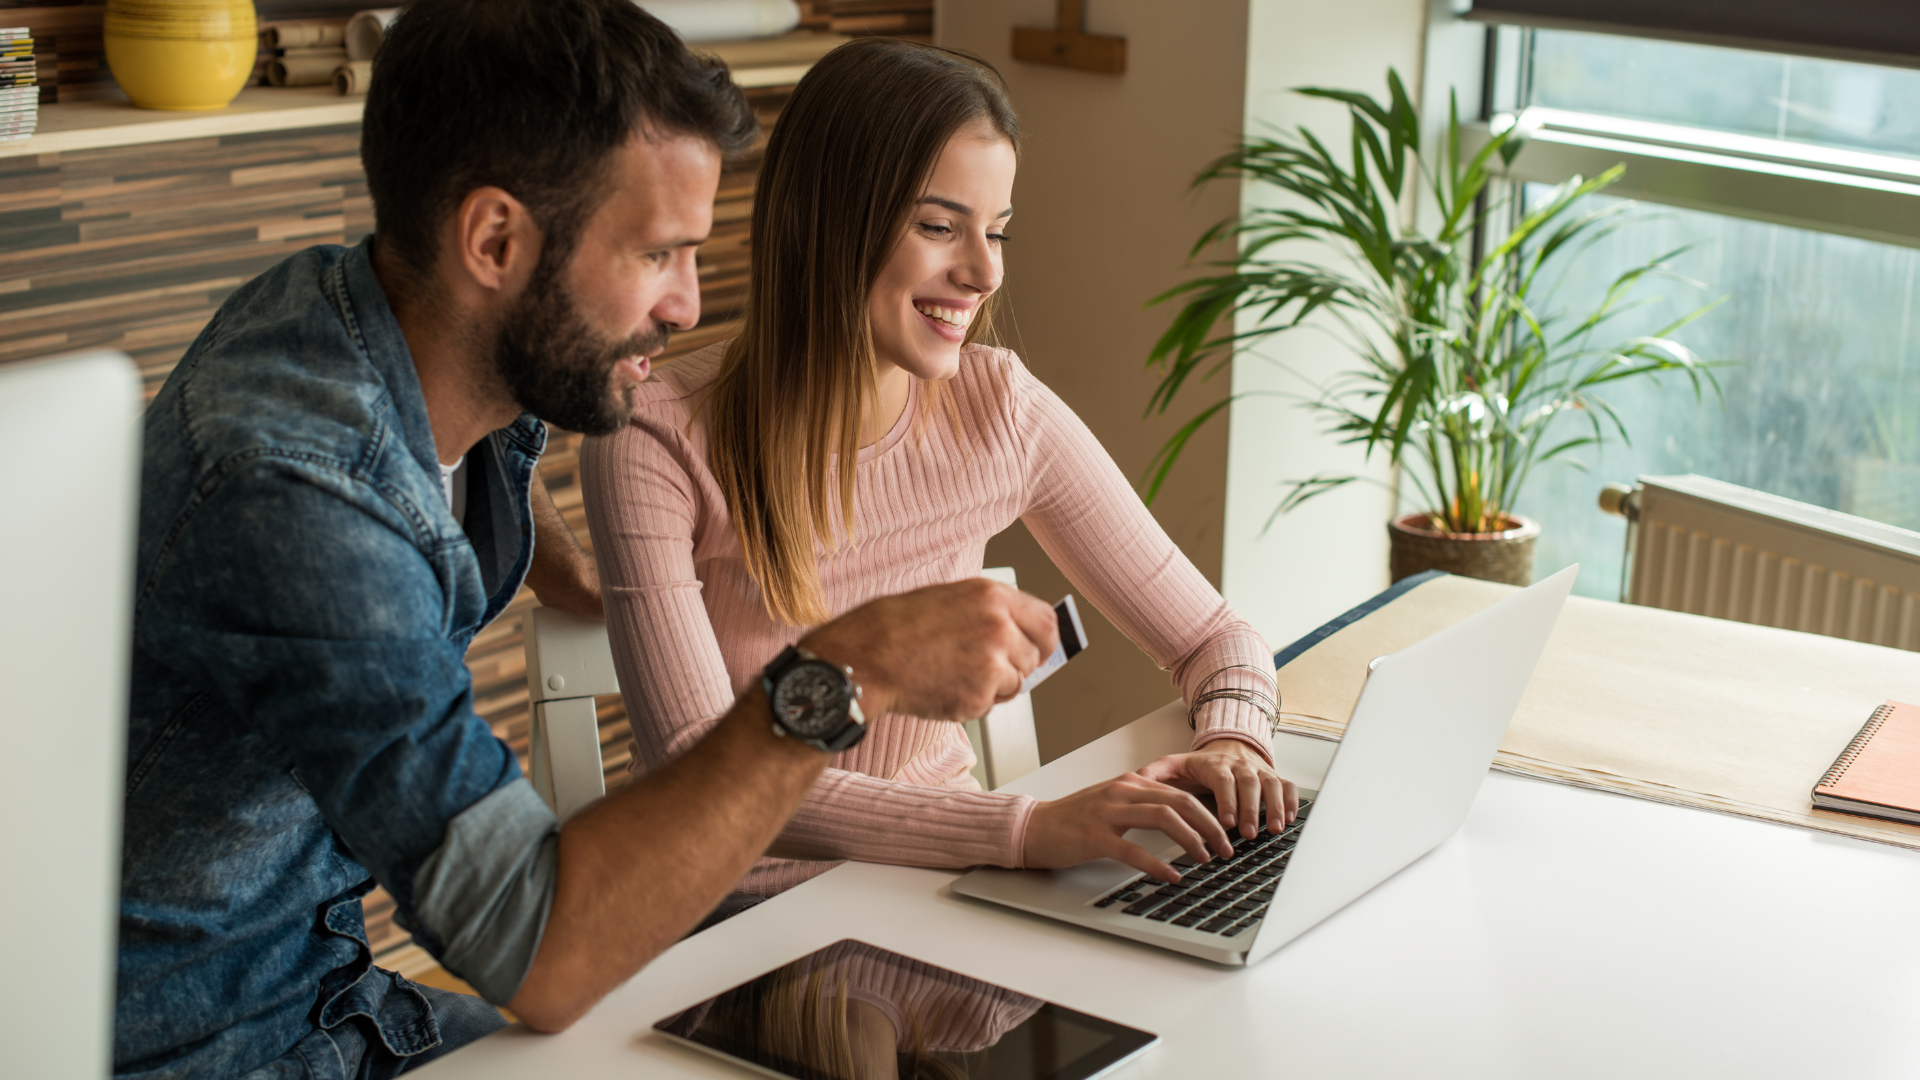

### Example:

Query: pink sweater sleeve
xmin=1007 ymin=357 xmax=1278 ymax=761
xmin=579 ymin=394 xmax=1036 ymax=873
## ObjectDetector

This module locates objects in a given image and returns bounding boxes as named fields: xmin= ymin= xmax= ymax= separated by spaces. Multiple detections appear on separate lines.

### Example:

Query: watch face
xmin=772 ymin=662 xmax=849 ymax=739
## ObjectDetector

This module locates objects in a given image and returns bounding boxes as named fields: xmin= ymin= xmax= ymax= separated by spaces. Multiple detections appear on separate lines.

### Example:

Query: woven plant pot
xmin=1388 ymin=513 xmax=1540 ymax=586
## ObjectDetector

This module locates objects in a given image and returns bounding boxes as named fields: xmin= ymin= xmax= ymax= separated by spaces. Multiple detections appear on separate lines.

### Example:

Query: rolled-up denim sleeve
xmin=138 ymin=455 xmax=555 ymax=1002
xmin=407 ymin=780 xmax=558 ymax=1003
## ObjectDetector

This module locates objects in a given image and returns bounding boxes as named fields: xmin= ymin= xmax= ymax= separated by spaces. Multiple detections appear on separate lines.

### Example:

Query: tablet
xmin=653 ymin=939 xmax=1156 ymax=1080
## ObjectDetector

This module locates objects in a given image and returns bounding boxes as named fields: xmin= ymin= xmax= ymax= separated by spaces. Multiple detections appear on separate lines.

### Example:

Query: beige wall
xmin=938 ymin=1 xmax=1252 ymax=761
xmin=940 ymin=0 xmax=1444 ymax=762
xmin=1220 ymin=0 xmax=1431 ymax=650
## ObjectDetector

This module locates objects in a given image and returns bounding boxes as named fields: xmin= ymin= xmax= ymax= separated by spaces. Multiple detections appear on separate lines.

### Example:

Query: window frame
xmin=1461 ymin=25 xmax=1920 ymax=253
xmin=1458 ymin=0 xmax=1920 ymax=72
xmin=1426 ymin=20 xmax=1920 ymax=598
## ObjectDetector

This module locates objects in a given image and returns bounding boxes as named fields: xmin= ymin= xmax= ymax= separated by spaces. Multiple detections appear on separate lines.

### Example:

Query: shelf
xmin=0 ymin=85 xmax=357 ymax=160
xmin=0 ymin=31 xmax=847 ymax=162
xmin=693 ymin=30 xmax=847 ymax=70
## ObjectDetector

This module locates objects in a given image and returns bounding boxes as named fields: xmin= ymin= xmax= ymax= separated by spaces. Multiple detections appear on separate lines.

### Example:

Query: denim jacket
xmin=118 ymin=239 xmax=561 ymax=1079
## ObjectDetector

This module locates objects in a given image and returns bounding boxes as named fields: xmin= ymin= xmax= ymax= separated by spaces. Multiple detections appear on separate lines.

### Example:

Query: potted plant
xmin=1142 ymin=71 xmax=1721 ymax=585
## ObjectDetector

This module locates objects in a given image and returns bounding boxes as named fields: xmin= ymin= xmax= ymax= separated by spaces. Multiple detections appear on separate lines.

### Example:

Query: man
xmin=113 ymin=2 xmax=1080 ymax=1076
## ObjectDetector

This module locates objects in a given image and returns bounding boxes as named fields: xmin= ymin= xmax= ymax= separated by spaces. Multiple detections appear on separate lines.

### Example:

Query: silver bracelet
xmin=1188 ymin=664 xmax=1281 ymax=731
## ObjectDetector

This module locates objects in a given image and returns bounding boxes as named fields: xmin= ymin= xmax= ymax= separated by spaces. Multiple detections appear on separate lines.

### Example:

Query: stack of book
xmin=1 ymin=29 xmax=34 ymax=143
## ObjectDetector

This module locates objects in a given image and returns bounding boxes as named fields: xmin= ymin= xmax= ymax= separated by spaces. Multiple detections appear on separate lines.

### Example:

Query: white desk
xmin=421 ymin=700 xmax=1920 ymax=1079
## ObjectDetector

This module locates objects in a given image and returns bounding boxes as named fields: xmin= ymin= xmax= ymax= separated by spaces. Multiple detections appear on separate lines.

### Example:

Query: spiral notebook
xmin=1812 ymin=701 xmax=1920 ymax=825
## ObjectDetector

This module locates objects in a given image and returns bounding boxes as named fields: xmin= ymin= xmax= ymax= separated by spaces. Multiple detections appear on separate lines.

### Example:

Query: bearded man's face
xmin=489 ymin=250 xmax=666 ymax=437
xmin=488 ymin=131 xmax=720 ymax=434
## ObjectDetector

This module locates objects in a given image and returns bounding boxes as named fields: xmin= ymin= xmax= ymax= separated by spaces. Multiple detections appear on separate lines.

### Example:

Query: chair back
xmin=524 ymin=605 xmax=616 ymax=821
xmin=966 ymin=567 xmax=1043 ymax=789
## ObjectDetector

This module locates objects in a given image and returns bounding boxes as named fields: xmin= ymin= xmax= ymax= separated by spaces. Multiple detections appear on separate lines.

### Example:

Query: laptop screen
xmin=0 ymin=350 xmax=142 ymax=1079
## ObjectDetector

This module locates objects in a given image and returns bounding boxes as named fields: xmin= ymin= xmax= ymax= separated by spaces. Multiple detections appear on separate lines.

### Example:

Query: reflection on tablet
xmin=653 ymin=939 xmax=1155 ymax=1080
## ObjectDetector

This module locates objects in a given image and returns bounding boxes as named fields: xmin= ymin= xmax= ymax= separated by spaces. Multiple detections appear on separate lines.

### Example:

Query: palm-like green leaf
xmin=1143 ymin=69 xmax=1728 ymax=533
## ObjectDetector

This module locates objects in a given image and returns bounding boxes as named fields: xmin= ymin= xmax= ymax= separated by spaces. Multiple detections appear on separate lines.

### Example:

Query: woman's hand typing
xmin=1136 ymin=740 xmax=1297 ymax=840
xmin=1022 ymin=773 xmax=1234 ymax=883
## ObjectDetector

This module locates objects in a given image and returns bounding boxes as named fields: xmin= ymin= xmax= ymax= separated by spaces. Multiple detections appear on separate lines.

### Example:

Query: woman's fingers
xmin=1097 ymin=795 xmax=1232 ymax=880
xmin=1175 ymin=743 xmax=1292 ymax=836
xmin=1025 ymin=756 xmax=1309 ymax=886
xmin=1107 ymin=797 xmax=1223 ymax=864
xmin=1189 ymin=754 xmax=1262 ymax=838
xmin=1138 ymin=780 xmax=1234 ymax=858
xmin=1132 ymin=754 xmax=1205 ymax=793
xmin=1261 ymin=772 xmax=1286 ymax=833
xmin=1235 ymin=762 xmax=1264 ymax=838
xmin=1103 ymin=806 xmax=1208 ymax=872
xmin=1199 ymin=757 xmax=1237 ymax=833
xmin=1090 ymin=777 xmax=1232 ymax=860
xmin=1024 ymin=774 xmax=1240 ymax=878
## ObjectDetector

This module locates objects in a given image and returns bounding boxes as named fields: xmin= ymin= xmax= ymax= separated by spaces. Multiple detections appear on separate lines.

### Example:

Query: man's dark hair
xmin=362 ymin=0 xmax=759 ymax=289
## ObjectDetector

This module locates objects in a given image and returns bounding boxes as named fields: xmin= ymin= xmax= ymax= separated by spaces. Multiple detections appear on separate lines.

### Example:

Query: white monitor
xmin=0 ymin=351 xmax=142 ymax=1079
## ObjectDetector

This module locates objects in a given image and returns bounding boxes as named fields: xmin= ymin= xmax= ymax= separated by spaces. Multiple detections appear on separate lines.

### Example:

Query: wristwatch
xmin=760 ymin=645 xmax=868 ymax=753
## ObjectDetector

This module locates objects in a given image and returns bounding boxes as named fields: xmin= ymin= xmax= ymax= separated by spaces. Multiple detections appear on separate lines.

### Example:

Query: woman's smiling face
xmin=867 ymin=122 xmax=1016 ymax=381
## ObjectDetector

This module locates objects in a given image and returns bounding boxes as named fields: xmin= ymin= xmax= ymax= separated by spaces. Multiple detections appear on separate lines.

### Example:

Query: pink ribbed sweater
xmin=580 ymin=342 xmax=1276 ymax=896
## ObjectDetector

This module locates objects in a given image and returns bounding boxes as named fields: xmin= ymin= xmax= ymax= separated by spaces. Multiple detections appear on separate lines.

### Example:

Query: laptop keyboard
xmin=1091 ymin=798 xmax=1313 ymax=937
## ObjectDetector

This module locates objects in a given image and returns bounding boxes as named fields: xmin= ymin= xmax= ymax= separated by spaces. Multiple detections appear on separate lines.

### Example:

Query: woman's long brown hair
xmin=705 ymin=38 xmax=1019 ymax=626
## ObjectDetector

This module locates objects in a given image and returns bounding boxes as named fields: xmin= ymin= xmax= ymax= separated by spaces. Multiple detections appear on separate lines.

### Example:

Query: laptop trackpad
xmin=1044 ymin=829 xmax=1184 ymax=894
xmin=1122 ymin=828 xmax=1185 ymax=865
xmin=952 ymin=831 xmax=1194 ymax=914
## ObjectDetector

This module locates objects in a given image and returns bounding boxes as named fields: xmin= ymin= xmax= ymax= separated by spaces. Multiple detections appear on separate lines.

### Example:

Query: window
xmin=1476 ymin=28 xmax=1920 ymax=598
xmin=1529 ymin=30 xmax=1920 ymax=161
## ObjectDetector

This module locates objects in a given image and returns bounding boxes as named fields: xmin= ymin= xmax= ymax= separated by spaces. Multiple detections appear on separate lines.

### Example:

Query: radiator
xmin=1606 ymin=474 xmax=1920 ymax=651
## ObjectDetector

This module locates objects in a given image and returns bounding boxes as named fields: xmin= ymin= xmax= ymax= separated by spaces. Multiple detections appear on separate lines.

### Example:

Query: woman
xmin=581 ymin=38 xmax=1292 ymax=903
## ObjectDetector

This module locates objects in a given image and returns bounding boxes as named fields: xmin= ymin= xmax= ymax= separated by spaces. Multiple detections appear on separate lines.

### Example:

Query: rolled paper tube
xmin=333 ymin=59 xmax=372 ymax=96
xmin=269 ymin=54 xmax=342 ymax=87
xmin=635 ymin=0 xmax=800 ymax=42
xmin=268 ymin=20 xmax=346 ymax=48
xmin=344 ymin=8 xmax=398 ymax=62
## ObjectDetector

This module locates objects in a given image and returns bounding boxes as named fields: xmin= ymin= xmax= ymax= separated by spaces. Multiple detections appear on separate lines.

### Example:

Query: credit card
xmin=1020 ymin=594 xmax=1087 ymax=694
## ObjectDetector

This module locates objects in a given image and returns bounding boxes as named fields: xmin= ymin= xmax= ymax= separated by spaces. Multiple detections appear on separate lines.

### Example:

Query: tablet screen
xmin=653 ymin=939 xmax=1156 ymax=1080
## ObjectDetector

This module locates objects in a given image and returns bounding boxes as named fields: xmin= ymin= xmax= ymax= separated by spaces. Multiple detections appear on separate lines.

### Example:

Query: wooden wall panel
xmin=0 ymin=124 xmax=371 ymax=388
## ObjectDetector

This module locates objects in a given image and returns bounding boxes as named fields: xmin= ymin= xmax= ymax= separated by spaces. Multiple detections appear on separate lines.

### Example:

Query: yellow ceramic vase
xmin=105 ymin=0 xmax=258 ymax=111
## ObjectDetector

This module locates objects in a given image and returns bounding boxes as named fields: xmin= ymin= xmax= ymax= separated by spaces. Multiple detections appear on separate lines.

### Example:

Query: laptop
xmin=0 ymin=351 xmax=142 ymax=1078
xmin=951 ymin=565 xmax=1578 ymax=966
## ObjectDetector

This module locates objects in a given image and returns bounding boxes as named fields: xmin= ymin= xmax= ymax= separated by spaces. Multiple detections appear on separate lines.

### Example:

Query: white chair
xmin=522 ymin=567 xmax=1045 ymax=820
xmin=965 ymin=566 xmax=1043 ymax=790
xmin=523 ymin=605 xmax=616 ymax=823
